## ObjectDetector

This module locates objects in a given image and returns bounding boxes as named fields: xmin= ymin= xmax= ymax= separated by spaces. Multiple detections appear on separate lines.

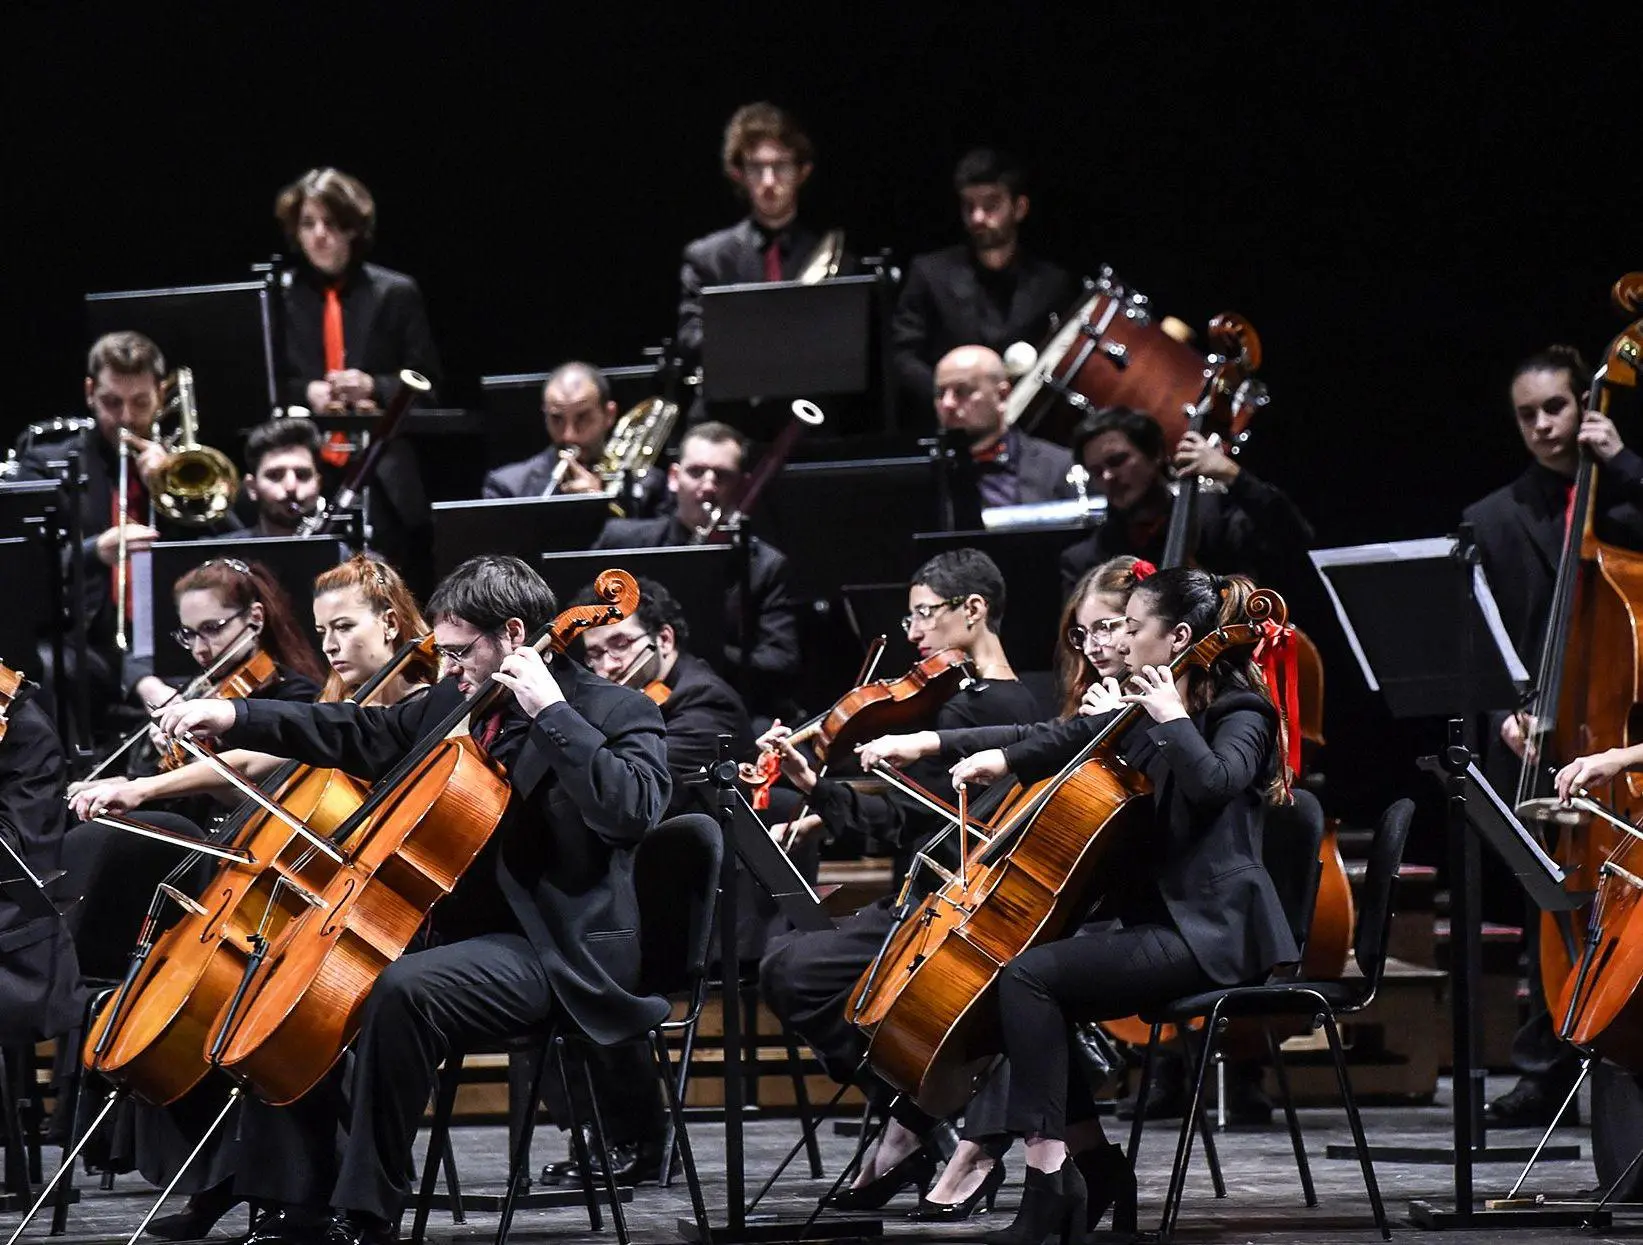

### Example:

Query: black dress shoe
xmin=909 ymin=1160 xmax=1006 ymax=1221
xmin=319 ymin=1212 xmax=396 ymax=1245
xmin=147 ymin=1184 xmax=243 ymax=1240
xmin=545 ymin=1138 xmax=665 ymax=1188
xmin=227 ymin=1209 xmax=326 ymax=1245
xmin=821 ymin=1147 xmax=937 ymax=1211
xmin=1484 ymin=1078 xmax=1578 ymax=1128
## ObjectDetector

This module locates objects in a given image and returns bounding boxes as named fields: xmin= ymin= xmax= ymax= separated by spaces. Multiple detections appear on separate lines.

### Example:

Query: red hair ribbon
xmin=1131 ymin=559 xmax=1157 ymax=581
xmin=1252 ymin=619 xmax=1302 ymax=795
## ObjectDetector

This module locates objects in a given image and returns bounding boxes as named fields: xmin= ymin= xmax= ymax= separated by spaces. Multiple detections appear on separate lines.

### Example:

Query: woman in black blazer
xmin=871 ymin=568 xmax=1297 ymax=1241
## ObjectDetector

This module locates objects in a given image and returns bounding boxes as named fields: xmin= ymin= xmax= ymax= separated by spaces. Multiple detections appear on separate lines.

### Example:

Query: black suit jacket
xmin=1058 ymin=470 xmax=1314 ymax=596
xmin=279 ymin=261 xmax=443 ymax=406
xmin=593 ymin=516 xmax=801 ymax=716
xmin=225 ymin=661 xmax=673 ymax=1045
xmin=658 ymin=653 xmax=754 ymax=813
xmin=0 ymin=688 xmax=80 ymax=1042
xmin=940 ymin=690 xmax=1296 ymax=986
xmin=891 ymin=244 xmax=1078 ymax=409
xmin=482 ymin=448 xmax=559 ymax=500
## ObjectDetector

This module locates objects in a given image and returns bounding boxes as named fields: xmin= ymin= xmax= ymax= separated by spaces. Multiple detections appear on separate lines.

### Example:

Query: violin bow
xmin=165 ymin=733 xmax=345 ymax=864
xmin=781 ymin=635 xmax=889 ymax=852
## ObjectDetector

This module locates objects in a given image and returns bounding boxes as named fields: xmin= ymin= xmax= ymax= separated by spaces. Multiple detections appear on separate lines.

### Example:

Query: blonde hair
xmin=1055 ymin=556 xmax=1147 ymax=717
xmin=312 ymin=555 xmax=437 ymax=703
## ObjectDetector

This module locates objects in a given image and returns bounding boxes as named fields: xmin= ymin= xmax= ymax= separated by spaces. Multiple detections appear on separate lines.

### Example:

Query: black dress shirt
xmin=657 ymin=652 xmax=754 ymax=814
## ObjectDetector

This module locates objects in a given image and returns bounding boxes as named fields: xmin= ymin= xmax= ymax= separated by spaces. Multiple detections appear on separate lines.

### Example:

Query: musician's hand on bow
xmin=756 ymin=721 xmax=817 ymax=792
xmin=1122 ymin=665 xmax=1189 ymax=723
xmin=95 ymin=523 xmax=161 ymax=567
xmin=1078 ymin=677 xmax=1125 ymax=717
xmin=493 ymin=646 xmax=564 ymax=717
xmin=1500 ymin=711 xmax=1540 ymax=762
xmin=1173 ymin=431 xmax=1239 ymax=485
xmin=856 ymin=731 xmax=939 ymax=773
xmin=1556 ymin=748 xmax=1635 ymax=803
xmin=156 ymin=698 xmax=237 ymax=745
xmin=771 ymin=813 xmax=824 ymax=850
xmin=1579 ymin=409 xmax=1625 ymax=463
xmin=950 ymin=749 xmax=1008 ymax=789
xmin=70 ymin=777 xmax=152 ymax=820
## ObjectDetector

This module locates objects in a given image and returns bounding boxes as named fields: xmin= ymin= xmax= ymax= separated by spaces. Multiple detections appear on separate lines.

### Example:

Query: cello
xmin=847 ymin=591 xmax=1289 ymax=1116
xmin=198 ymin=571 xmax=640 ymax=1105
xmin=1522 ymin=273 xmax=1643 ymax=1011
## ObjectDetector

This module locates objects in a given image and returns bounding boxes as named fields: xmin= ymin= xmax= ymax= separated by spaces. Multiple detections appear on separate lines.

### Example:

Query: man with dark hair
xmin=243 ymin=418 xmax=324 ymax=537
xmin=890 ymin=148 xmax=1078 ymax=413
xmin=1057 ymin=405 xmax=1313 ymax=594
xmin=156 ymin=553 xmax=672 ymax=1245
xmin=594 ymin=423 xmax=801 ymax=721
xmin=483 ymin=362 xmax=619 ymax=499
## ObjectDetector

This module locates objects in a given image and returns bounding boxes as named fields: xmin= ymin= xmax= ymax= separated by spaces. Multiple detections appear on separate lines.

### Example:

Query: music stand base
xmin=1408 ymin=1198 xmax=1608 ymax=1230
xmin=1327 ymin=1142 xmax=1581 ymax=1164
xmin=677 ymin=1213 xmax=881 ymax=1243
xmin=425 ymin=1188 xmax=628 ymax=1213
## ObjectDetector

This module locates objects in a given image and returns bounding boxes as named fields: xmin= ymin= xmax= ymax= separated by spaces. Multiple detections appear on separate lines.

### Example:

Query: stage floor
xmin=10 ymin=1077 xmax=1634 ymax=1245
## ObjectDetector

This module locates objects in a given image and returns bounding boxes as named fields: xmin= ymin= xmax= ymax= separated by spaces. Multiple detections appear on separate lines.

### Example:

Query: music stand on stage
xmin=1312 ymin=528 xmax=1595 ymax=1231
xmin=431 ymin=495 xmax=612 ymax=579
xmin=538 ymin=546 xmax=731 ymax=673
xmin=701 ymin=278 xmax=873 ymax=402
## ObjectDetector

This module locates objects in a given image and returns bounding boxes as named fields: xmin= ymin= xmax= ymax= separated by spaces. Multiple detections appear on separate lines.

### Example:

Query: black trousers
xmin=996 ymin=919 xmax=1208 ymax=1140
xmin=236 ymin=932 xmax=556 ymax=1223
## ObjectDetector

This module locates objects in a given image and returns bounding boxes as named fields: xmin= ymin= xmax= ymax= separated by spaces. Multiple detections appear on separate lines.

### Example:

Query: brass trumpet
xmin=147 ymin=368 xmax=239 ymax=526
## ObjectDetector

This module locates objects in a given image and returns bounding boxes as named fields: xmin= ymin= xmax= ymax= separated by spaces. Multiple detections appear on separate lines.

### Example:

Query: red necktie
xmin=472 ymin=711 xmax=504 ymax=758
xmin=764 ymin=240 xmax=783 ymax=283
xmin=320 ymin=286 xmax=352 ymax=465
xmin=1562 ymin=478 xmax=1578 ymax=538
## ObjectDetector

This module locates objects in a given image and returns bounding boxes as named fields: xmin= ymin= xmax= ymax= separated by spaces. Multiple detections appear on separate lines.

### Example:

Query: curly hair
xmin=721 ymin=102 xmax=814 ymax=181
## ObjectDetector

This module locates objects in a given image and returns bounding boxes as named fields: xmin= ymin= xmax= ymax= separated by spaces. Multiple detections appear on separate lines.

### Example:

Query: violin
xmin=157 ymin=649 xmax=279 ymax=771
xmin=641 ymin=679 xmax=671 ymax=706
xmin=200 ymin=571 xmax=640 ymax=1105
xmin=0 ymin=661 xmax=20 ymax=743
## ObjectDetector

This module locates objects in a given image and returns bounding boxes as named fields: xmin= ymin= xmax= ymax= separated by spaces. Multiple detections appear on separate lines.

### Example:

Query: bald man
xmin=933 ymin=344 xmax=1077 ymax=517
xmin=482 ymin=361 xmax=620 ymax=498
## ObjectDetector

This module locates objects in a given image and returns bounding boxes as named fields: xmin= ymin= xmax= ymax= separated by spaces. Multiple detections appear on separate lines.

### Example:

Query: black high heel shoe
xmin=821 ymin=1147 xmax=938 ymax=1211
xmin=1073 ymin=1142 xmax=1138 ymax=1233
xmin=909 ymin=1159 xmax=1008 ymax=1221
xmin=146 ymin=1183 xmax=243 ymax=1240
xmin=983 ymin=1158 xmax=1087 ymax=1245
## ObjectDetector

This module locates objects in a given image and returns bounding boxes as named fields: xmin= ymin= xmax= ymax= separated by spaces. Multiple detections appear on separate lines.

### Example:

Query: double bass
xmin=848 ymin=591 xmax=1289 ymax=1116
xmin=1521 ymin=273 xmax=1643 ymax=1012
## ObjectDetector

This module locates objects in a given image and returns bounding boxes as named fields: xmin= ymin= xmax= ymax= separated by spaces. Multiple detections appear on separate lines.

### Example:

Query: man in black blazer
xmin=482 ymin=362 xmax=620 ymax=499
xmin=1461 ymin=344 xmax=1643 ymax=1127
xmin=593 ymin=422 xmax=801 ymax=722
xmin=931 ymin=345 xmax=1077 ymax=524
xmin=158 ymin=555 xmax=671 ymax=1245
xmin=891 ymin=149 xmax=1079 ymax=415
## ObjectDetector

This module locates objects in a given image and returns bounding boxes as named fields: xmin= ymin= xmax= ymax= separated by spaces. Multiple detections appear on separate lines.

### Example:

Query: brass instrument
xmin=540 ymin=446 xmax=580 ymax=498
xmin=797 ymin=229 xmax=845 ymax=284
xmin=599 ymin=396 xmax=679 ymax=478
xmin=148 ymin=368 xmax=239 ymax=526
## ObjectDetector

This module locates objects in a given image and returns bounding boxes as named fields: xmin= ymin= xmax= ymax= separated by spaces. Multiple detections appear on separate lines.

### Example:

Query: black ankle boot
xmin=147 ymin=1182 xmax=243 ymax=1240
xmin=983 ymin=1158 xmax=1087 ymax=1245
xmin=1072 ymin=1142 xmax=1137 ymax=1233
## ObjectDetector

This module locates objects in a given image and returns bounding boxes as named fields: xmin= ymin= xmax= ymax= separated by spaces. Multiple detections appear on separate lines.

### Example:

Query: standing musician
xmin=594 ymin=422 xmax=801 ymax=722
xmin=243 ymin=418 xmax=325 ymax=538
xmin=1462 ymin=343 xmax=1643 ymax=1128
xmin=11 ymin=332 xmax=242 ymax=723
xmin=930 ymin=344 xmax=1077 ymax=519
xmin=871 ymin=568 xmax=1296 ymax=1237
xmin=890 ymin=148 xmax=1078 ymax=414
xmin=273 ymin=167 xmax=439 ymax=578
xmin=482 ymin=362 xmax=620 ymax=499
xmin=757 ymin=549 xmax=1041 ymax=1211
xmin=1057 ymin=405 xmax=1314 ymax=595
xmin=155 ymin=555 xmax=672 ymax=1245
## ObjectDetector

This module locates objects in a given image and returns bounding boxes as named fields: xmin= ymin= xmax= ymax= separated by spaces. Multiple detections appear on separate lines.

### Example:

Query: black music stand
xmin=143 ymin=536 xmax=345 ymax=680
xmin=1312 ymin=529 xmax=1592 ymax=1231
xmin=430 ymin=495 xmax=612 ymax=578
xmin=701 ymin=278 xmax=873 ymax=403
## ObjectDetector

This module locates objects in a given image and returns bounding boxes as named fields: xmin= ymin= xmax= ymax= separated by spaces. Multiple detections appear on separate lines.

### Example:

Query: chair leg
xmin=576 ymin=1043 xmax=630 ymax=1245
xmin=440 ymin=1137 xmax=466 ymax=1226
xmin=553 ymin=1040 xmax=602 ymax=1232
xmin=1186 ymin=1033 xmax=1227 ymax=1199
xmin=781 ymin=1026 xmax=824 ymax=1179
xmin=1126 ymin=1022 xmax=1162 ymax=1164
xmin=493 ymin=1041 xmax=553 ymax=1245
xmin=2 ymin=1048 xmax=33 ymax=1203
xmin=410 ymin=1059 xmax=462 ymax=1245
xmin=1321 ymin=1010 xmax=1389 ymax=1241
xmin=652 ymin=1031 xmax=711 ymax=1244
xmin=1160 ymin=1017 xmax=1222 ymax=1241
xmin=660 ymin=1014 xmax=698 ymax=1189
xmin=1264 ymin=1024 xmax=1316 ymax=1207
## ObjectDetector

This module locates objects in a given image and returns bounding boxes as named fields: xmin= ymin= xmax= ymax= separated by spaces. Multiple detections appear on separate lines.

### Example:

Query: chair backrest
xmin=1263 ymin=788 xmax=1327 ymax=954
xmin=633 ymin=812 xmax=723 ymax=1000
xmin=1353 ymin=798 xmax=1416 ymax=994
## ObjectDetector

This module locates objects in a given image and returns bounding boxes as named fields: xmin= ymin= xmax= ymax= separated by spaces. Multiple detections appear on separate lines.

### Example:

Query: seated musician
xmin=156 ymin=554 xmax=672 ymax=1245
xmin=1057 ymin=405 xmax=1314 ymax=594
xmin=536 ymin=577 xmax=754 ymax=1189
xmin=1462 ymin=343 xmax=1643 ymax=1129
xmin=930 ymin=344 xmax=1077 ymax=523
xmin=756 ymin=549 xmax=1042 ymax=1211
xmin=482 ymin=361 xmax=618 ymax=499
xmin=890 ymin=148 xmax=1078 ymax=415
xmin=243 ymin=418 xmax=325 ymax=537
xmin=594 ymin=421 xmax=801 ymax=722
xmin=869 ymin=568 xmax=1296 ymax=1236
xmin=10 ymin=332 xmax=242 ymax=726
xmin=273 ymin=167 xmax=439 ymax=578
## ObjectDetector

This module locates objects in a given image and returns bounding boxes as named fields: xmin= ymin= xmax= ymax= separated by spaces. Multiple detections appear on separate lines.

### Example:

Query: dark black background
xmin=7 ymin=5 xmax=1639 ymax=849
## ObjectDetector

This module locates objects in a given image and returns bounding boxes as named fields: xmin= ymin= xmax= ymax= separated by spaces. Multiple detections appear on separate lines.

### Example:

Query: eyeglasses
xmin=432 ymin=633 xmax=494 ymax=663
xmin=171 ymin=609 xmax=248 ymax=650
xmin=1066 ymin=618 xmax=1128 ymax=651
xmin=742 ymin=158 xmax=799 ymax=180
xmin=584 ymin=632 xmax=653 ymax=665
xmin=900 ymin=597 xmax=967 ymax=635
